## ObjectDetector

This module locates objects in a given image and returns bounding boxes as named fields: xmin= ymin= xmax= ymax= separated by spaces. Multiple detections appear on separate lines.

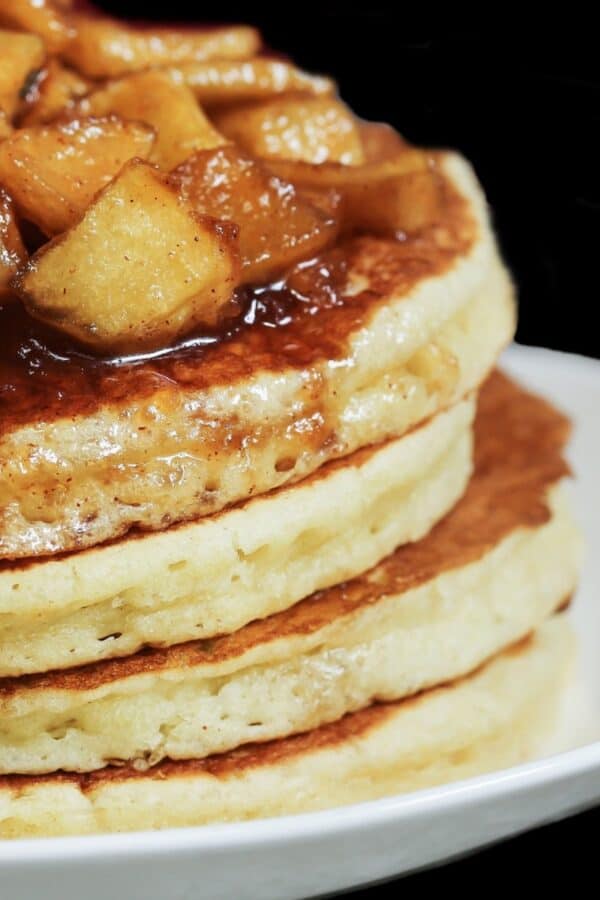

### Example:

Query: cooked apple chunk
xmin=0 ymin=0 xmax=73 ymax=53
xmin=14 ymin=159 xmax=240 ymax=353
xmin=62 ymin=15 xmax=261 ymax=79
xmin=349 ymin=169 xmax=441 ymax=234
xmin=170 ymin=59 xmax=334 ymax=107
xmin=0 ymin=116 xmax=156 ymax=236
xmin=213 ymin=95 xmax=365 ymax=165
xmin=0 ymin=109 xmax=11 ymax=138
xmin=0 ymin=29 xmax=45 ymax=120
xmin=266 ymin=152 xmax=440 ymax=234
xmin=74 ymin=71 xmax=225 ymax=170
xmin=0 ymin=189 xmax=26 ymax=299
xmin=358 ymin=121 xmax=407 ymax=161
xmin=171 ymin=145 xmax=340 ymax=283
xmin=20 ymin=59 xmax=89 ymax=126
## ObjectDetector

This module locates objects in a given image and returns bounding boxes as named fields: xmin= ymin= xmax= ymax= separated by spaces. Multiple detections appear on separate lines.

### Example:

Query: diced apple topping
xmin=170 ymin=59 xmax=334 ymax=107
xmin=0 ymin=109 xmax=11 ymax=139
xmin=0 ymin=0 xmax=73 ymax=53
xmin=214 ymin=95 xmax=365 ymax=165
xmin=0 ymin=29 xmax=45 ymax=120
xmin=358 ymin=121 xmax=407 ymax=162
xmin=62 ymin=15 xmax=261 ymax=79
xmin=171 ymin=145 xmax=340 ymax=283
xmin=1 ymin=4 xmax=444 ymax=354
xmin=20 ymin=59 xmax=89 ymax=126
xmin=266 ymin=152 xmax=440 ymax=234
xmin=0 ymin=188 xmax=26 ymax=298
xmin=0 ymin=116 xmax=156 ymax=235
xmin=14 ymin=159 xmax=240 ymax=353
xmin=73 ymin=71 xmax=225 ymax=170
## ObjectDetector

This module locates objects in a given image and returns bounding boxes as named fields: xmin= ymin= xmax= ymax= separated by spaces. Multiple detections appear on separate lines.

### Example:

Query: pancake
xmin=0 ymin=370 xmax=569 ymax=678
xmin=0 ymin=618 xmax=573 ymax=838
xmin=0 ymin=374 xmax=582 ymax=774
xmin=0 ymin=393 xmax=474 ymax=677
xmin=0 ymin=152 xmax=515 ymax=560
xmin=0 ymin=486 xmax=579 ymax=775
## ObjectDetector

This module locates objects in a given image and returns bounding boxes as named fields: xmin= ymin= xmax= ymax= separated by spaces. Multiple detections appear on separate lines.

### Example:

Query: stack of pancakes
xmin=0 ymin=150 xmax=582 ymax=836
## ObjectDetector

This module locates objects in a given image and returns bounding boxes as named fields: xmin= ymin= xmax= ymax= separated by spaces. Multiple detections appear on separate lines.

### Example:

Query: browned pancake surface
xmin=0 ymin=371 xmax=570 ymax=700
xmin=0 ymin=633 xmax=535 ymax=793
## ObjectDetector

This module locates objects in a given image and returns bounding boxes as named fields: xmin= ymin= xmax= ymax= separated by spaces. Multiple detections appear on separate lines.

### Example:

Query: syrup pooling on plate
xmin=0 ymin=170 xmax=472 ymax=430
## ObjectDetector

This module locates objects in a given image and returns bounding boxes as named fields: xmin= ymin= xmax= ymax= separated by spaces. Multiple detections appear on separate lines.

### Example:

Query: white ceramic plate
xmin=1 ymin=344 xmax=599 ymax=900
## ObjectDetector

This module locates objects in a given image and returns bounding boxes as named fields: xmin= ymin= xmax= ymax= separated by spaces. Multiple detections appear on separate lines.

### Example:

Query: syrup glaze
xmin=0 ymin=171 xmax=473 ymax=432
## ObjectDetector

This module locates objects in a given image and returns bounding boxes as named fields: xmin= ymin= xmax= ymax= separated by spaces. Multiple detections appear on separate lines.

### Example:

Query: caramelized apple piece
xmin=267 ymin=152 xmax=440 ymax=234
xmin=14 ymin=159 xmax=240 ymax=353
xmin=171 ymin=145 xmax=340 ymax=283
xmin=213 ymin=95 xmax=365 ymax=165
xmin=0 ymin=30 xmax=45 ymax=121
xmin=268 ymin=151 xmax=428 ymax=184
xmin=0 ymin=0 xmax=73 ymax=53
xmin=297 ymin=184 xmax=343 ymax=223
xmin=0 ymin=116 xmax=155 ymax=236
xmin=62 ymin=15 xmax=261 ymax=79
xmin=358 ymin=121 xmax=407 ymax=161
xmin=74 ymin=71 xmax=224 ymax=170
xmin=0 ymin=188 xmax=26 ymax=299
xmin=0 ymin=108 xmax=11 ymax=139
xmin=353 ymin=169 xmax=441 ymax=233
xmin=170 ymin=59 xmax=334 ymax=107
xmin=20 ymin=59 xmax=89 ymax=126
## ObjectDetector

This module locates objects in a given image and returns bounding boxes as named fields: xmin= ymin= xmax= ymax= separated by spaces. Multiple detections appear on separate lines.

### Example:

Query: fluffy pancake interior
xmin=0 ymin=617 xmax=574 ymax=838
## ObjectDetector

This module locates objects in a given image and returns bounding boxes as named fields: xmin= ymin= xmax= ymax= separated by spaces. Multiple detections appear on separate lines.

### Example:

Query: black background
xmin=100 ymin=2 xmax=599 ymax=892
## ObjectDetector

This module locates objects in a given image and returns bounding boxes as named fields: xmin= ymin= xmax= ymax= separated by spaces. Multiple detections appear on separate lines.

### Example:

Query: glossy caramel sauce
xmin=0 ymin=170 xmax=473 ymax=432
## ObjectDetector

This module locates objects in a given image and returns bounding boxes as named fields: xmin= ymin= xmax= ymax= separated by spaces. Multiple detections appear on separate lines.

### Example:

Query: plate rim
xmin=2 ymin=738 xmax=600 ymax=864
xmin=1 ymin=342 xmax=599 ymax=865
